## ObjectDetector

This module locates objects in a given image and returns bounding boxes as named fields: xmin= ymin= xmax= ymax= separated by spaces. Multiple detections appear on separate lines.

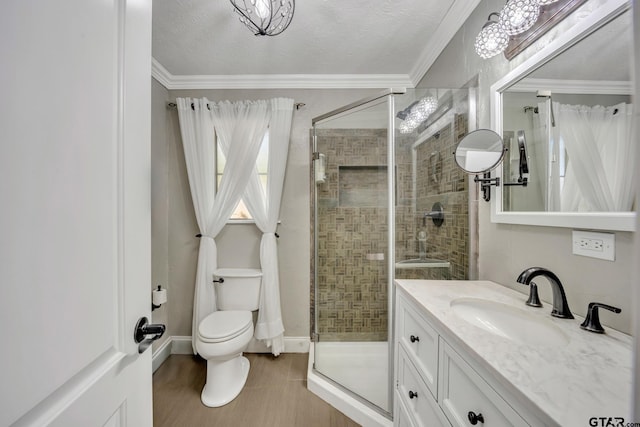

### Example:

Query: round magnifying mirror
xmin=454 ymin=129 xmax=505 ymax=174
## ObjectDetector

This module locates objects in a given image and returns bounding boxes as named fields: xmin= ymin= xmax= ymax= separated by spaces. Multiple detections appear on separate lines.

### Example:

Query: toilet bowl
xmin=194 ymin=268 xmax=262 ymax=407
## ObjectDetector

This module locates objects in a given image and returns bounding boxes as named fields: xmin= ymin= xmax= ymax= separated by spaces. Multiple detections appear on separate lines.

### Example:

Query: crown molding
xmin=151 ymin=58 xmax=174 ymax=89
xmin=408 ymin=0 xmax=483 ymax=86
xmin=509 ymin=77 xmax=632 ymax=94
xmin=152 ymin=58 xmax=412 ymax=90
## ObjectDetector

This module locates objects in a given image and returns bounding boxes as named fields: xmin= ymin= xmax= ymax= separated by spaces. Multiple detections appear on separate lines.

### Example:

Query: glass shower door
xmin=312 ymin=95 xmax=394 ymax=415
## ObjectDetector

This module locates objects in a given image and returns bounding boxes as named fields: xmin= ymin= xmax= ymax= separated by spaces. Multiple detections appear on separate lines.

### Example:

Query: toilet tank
xmin=213 ymin=268 xmax=262 ymax=311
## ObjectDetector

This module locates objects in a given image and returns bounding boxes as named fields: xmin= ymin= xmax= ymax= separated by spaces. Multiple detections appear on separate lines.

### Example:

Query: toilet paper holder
xmin=152 ymin=285 xmax=167 ymax=311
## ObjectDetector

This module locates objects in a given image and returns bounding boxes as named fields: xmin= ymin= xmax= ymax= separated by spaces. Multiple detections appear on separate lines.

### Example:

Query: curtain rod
xmin=166 ymin=101 xmax=306 ymax=110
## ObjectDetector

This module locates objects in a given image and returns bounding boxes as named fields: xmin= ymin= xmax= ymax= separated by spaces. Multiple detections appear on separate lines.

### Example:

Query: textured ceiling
xmin=152 ymin=0 xmax=477 ymax=85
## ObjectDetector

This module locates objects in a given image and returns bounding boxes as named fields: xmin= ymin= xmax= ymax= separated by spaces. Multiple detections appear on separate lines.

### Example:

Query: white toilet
xmin=195 ymin=268 xmax=262 ymax=407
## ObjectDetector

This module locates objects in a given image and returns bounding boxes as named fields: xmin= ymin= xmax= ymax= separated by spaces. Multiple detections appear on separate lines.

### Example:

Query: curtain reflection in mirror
xmin=555 ymin=102 xmax=634 ymax=211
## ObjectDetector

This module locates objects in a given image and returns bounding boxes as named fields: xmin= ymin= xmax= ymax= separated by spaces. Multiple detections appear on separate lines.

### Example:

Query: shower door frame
xmin=311 ymin=88 xmax=406 ymax=418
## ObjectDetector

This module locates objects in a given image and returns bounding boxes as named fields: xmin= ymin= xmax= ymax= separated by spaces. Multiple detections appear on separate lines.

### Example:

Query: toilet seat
xmin=198 ymin=311 xmax=252 ymax=343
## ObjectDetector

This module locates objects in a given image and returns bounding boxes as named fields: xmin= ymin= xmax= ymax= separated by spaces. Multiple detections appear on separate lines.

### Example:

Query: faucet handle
xmin=580 ymin=302 xmax=622 ymax=334
xmin=525 ymin=281 xmax=543 ymax=308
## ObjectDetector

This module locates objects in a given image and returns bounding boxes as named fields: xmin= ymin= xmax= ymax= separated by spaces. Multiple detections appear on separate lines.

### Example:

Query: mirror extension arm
xmin=503 ymin=130 xmax=529 ymax=188
xmin=475 ymin=173 xmax=500 ymax=202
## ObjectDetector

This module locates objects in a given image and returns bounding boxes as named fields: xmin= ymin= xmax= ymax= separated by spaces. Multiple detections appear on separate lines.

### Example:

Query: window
xmin=216 ymin=131 xmax=269 ymax=220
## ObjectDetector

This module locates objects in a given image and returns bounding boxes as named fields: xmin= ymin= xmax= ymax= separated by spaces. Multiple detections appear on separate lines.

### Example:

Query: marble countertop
xmin=395 ymin=279 xmax=632 ymax=427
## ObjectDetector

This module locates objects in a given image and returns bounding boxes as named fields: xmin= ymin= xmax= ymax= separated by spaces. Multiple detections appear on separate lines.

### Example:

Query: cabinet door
xmin=397 ymin=346 xmax=450 ymax=427
xmin=438 ymin=341 xmax=529 ymax=427
xmin=397 ymin=294 xmax=439 ymax=397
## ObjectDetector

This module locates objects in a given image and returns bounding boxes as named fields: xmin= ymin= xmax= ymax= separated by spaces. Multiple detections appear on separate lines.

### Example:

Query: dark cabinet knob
xmin=408 ymin=390 xmax=418 ymax=399
xmin=468 ymin=411 xmax=484 ymax=425
xmin=410 ymin=335 xmax=420 ymax=343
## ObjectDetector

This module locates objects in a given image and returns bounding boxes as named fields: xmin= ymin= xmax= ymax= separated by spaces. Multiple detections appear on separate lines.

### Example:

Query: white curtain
xmin=243 ymin=98 xmax=294 ymax=356
xmin=557 ymin=102 xmax=634 ymax=211
xmin=534 ymin=100 xmax=562 ymax=211
xmin=177 ymin=98 xmax=270 ymax=354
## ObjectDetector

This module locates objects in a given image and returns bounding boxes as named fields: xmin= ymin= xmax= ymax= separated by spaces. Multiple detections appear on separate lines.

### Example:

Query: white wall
xmin=418 ymin=0 xmax=635 ymax=334
xmin=152 ymin=87 xmax=382 ymax=340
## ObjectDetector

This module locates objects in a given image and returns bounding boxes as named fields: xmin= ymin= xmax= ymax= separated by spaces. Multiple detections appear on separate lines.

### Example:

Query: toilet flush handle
xmin=213 ymin=277 xmax=224 ymax=284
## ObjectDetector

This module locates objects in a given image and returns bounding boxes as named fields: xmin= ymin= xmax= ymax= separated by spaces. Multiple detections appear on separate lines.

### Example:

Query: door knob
xmin=134 ymin=316 xmax=165 ymax=354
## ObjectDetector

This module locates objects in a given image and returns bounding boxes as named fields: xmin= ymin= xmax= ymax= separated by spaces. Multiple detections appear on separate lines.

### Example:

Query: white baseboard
xmin=152 ymin=337 xmax=173 ymax=373
xmin=246 ymin=336 xmax=310 ymax=353
xmin=152 ymin=335 xmax=310 ymax=371
xmin=170 ymin=336 xmax=195 ymax=354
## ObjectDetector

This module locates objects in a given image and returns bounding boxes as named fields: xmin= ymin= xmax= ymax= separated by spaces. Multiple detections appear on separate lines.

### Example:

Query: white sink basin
xmin=450 ymin=297 xmax=569 ymax=346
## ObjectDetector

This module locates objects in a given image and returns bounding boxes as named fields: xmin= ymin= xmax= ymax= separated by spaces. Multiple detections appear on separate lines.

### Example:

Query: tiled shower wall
xmin=314 ymin=129 xmax=390 ymax=341
xmin=312 ymin=115 xmax=469 ymax=340
xmin=396 ymin=114 xmax=470 ymax=281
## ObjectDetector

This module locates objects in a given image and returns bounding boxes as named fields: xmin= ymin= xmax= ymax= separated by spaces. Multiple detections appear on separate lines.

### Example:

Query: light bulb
xmin=416 ymin=97 xmax=438 ymax=117
xmin=475 ymin=19 xmax=509 ymax=59
xmin=254 ymin=0 xmax=271 ymax=20
xmin=499 ymin=0 xmax=541 ymax=36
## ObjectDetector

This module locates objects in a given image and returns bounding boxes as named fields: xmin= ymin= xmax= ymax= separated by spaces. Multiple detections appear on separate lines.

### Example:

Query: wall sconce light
xmin=475 ymin=13 xmax=510 ymax=59
xmin=475 ymin=0 xmax=586 ymax=59
xmin=499 ymin=0 xmax=541 ymax=36
xmin=397 ymin=96 xmax=438 ymax=134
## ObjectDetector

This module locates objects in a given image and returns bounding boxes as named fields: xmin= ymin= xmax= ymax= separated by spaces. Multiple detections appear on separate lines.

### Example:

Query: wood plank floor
xmin=153 ymin=353 xmax=361 ymax=427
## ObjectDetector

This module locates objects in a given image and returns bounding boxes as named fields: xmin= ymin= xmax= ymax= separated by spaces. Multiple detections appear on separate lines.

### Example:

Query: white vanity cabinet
xmin=394 ymin=288 xmax=532 ymax=427
xmin=438 ymin=341 xmax=528 ymax=427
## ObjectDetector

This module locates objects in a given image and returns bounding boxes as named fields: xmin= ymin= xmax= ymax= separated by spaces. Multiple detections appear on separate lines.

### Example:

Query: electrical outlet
xmin=572 ymin=230 xmax=615 ymax=261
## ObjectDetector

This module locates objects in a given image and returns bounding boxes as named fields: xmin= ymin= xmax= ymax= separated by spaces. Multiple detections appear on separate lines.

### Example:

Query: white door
xmin=0 ymin=1 xmax=154 ymax=426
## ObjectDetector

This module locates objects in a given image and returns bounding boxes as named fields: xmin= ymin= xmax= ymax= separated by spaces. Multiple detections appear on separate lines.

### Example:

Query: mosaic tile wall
xmin=395 ymin=114 xmax=470 ymax=281
xmin=311 ymin=116 xmax=469 ymax=340
xmin=314 ymin=129 xmax=390 ymax=341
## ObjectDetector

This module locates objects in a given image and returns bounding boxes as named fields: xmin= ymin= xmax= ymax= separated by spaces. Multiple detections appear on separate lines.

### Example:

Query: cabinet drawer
xmin=397 ymin=295 xmax=439 ymax=397
xmin=395 ymin=391 xmax=416 ymax=427
xmin=397 ymin=346 xmax=450 ymax=427
xmin=438 ymin=341 xmax=529 ymax=427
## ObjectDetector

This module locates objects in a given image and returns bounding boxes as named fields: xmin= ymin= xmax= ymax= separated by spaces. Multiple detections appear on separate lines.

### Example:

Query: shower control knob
xmin=410 ymin=335 xmax=420 ymax=343
xmin=468 ymin=411 xmax=484 ymax=425
xmin=408 ymin=390 xmax=418 ymax=399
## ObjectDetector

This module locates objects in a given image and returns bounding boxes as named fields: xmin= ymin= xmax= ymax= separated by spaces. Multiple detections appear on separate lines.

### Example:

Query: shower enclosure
xmin=310 ymin=88 xmax=474 ymax=421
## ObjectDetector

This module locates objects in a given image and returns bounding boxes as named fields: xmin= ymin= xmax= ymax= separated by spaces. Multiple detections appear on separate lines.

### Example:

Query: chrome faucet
xmin=516 ymin=267 xmax=574 ymax=319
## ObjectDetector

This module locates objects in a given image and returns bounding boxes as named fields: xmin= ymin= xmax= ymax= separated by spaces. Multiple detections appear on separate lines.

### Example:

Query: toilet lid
xmin=198 ymin=311 xmax=253 ymax=343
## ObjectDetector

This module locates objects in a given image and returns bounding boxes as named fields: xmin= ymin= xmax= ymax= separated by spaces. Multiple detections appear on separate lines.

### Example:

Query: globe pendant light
xmin=231 ymin=0 xmax=295 ymax=36
xmin=499 ymin=0 xmax=541 ymax=36
xmin=474 ymin=13 xmax=510 ymax=59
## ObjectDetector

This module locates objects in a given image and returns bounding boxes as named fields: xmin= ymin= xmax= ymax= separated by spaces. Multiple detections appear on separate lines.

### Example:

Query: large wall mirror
xmin=490 ymin=0 xmax=635 ymax=231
